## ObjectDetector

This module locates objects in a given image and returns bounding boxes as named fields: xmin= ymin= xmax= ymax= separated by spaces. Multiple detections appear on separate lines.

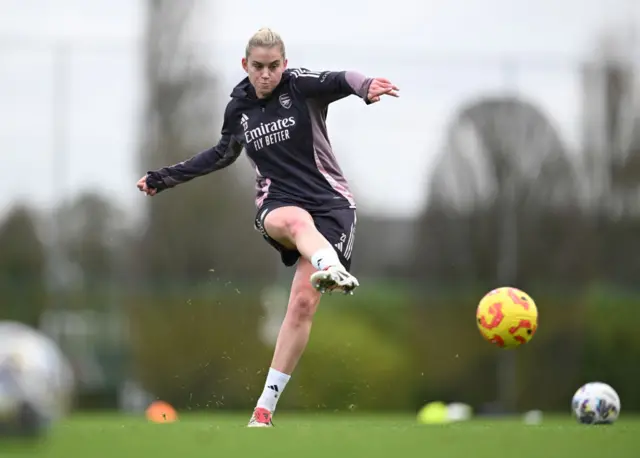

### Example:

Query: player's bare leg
xmin=248 ymin=259 xmax=320 ymax=427
xmin=271 ymin=259 xmax=320 ymax=374
xmin=263 ymin=206 xmax=359 ymax=294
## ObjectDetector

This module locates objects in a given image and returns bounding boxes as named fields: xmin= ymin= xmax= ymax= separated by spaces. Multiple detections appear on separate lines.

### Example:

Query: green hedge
xmin=117 ymin=287 xmax=640 ymax=412
xmin=279 ymin=305 xmax=414 ymax=411
xmin=125 ymin=288 xmax=414 ymax=411
xmin=127 ymin=291 xmax=269 ymax=410
xmin=580 ymin=288 xmax=640 ymax=410
xmin=8 ymin=280 xmax=639 ymax=412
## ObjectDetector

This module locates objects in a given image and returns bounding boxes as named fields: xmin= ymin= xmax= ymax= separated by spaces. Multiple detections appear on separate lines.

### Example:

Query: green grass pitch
xmin=6 ymin=413 xmax=638 ymax=458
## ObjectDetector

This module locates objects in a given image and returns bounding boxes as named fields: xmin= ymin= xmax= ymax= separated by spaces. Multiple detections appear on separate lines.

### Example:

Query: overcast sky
xmin=1 ymin=0 xmax=638 ymax=218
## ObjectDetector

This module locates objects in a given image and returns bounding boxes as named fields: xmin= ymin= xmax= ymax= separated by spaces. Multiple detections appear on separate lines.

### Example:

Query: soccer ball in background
xmin=476 ymin=287 xmax=538 ymax=349
xmin=572 ymin=382 xmax=621 ymax=425
xmin=0 ymin=321 xmax=75 ymax=438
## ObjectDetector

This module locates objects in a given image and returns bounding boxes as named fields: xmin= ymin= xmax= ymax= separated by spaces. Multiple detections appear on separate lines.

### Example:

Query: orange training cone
xmin=146 ymin=400 xmax=178 ymax=423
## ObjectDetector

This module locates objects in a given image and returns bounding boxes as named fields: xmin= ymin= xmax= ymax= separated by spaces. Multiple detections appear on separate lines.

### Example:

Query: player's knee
xmin=288 ymin=291 xmax=319 ymax=323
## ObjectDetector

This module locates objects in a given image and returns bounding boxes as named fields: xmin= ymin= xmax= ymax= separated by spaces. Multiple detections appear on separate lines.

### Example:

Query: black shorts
xmin=254 ymin=203 xmax=357 ymax=271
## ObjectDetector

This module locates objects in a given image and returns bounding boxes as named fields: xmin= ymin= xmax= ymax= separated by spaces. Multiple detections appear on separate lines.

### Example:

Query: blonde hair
xmin=245 ymin=28 xmax=286 ymax=59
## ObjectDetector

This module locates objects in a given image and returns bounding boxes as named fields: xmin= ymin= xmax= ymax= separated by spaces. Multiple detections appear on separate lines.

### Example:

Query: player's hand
xmin=367 ymin=77 xmax=399 ymax=103
xmin=136 ymin=175 xmax=157 ymax=196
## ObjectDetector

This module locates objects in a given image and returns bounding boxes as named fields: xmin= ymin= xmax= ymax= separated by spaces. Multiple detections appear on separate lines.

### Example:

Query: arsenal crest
xmin=279 ymin=93 xmax=292 ymax=109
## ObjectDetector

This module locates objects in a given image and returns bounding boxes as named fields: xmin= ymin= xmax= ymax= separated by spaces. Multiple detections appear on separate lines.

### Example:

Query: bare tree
xmin=414 ymin=95 xmax=588 ymax=287
xmin=137 ymin=0 xmax=274 ymax=285
xmin=581 ymin=29 xmax=640 ymax=214
xmin=580 ymin=29 xmax=640 ymax=287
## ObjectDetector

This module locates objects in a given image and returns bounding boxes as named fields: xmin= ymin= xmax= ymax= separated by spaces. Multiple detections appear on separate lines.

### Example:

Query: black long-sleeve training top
xmin=145 ymin=68 xmax=373 ymax=211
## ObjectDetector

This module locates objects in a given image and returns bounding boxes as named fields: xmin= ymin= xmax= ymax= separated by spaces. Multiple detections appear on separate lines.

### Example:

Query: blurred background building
xmin=1 ymin=0 xmax=639 ymax=415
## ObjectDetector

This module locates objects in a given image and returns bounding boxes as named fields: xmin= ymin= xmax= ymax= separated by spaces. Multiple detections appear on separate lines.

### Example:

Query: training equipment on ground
xmin=0 ymin=321 xmax=74 ymax=438
xmin=146 ymin=401 xmax=178 ymax=423
xmin=572 ymin=382 xmax=620 ymax=425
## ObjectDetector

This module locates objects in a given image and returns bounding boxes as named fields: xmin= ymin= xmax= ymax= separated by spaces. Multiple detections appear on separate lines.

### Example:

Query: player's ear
xmin=241 ymin=57 xmax=249 ymax=73
xmin=283 ymin=58 xmax=288 ymax=69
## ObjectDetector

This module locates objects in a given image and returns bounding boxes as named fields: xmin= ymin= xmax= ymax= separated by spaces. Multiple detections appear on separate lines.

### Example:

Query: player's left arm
xmin=289 ymin=68 xmax=399 ymax=104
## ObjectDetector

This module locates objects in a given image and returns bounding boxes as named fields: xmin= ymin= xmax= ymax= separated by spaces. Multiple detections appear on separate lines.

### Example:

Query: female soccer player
xmin=137 ymin=27 xmax=399 ymax=427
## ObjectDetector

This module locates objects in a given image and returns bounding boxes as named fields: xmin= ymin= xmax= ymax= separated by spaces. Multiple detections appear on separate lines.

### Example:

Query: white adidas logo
xmin=334 ymin=227 xmax=355 ymax=260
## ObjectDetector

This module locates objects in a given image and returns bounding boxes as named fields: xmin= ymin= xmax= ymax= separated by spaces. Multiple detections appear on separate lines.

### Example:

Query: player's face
xmin=242 ymin=46 xmax=287 ymax=98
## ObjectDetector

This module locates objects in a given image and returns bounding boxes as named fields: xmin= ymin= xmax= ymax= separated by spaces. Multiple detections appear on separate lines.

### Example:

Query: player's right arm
xmin=140 ymin=102 xmax=243 ymax=194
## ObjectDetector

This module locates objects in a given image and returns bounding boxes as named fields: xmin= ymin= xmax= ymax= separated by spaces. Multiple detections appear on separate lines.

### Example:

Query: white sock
xmin=256 ymin=368 xmax=291 ymax=412
xmin=311 ymin=247 xmax=340 ymax=271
